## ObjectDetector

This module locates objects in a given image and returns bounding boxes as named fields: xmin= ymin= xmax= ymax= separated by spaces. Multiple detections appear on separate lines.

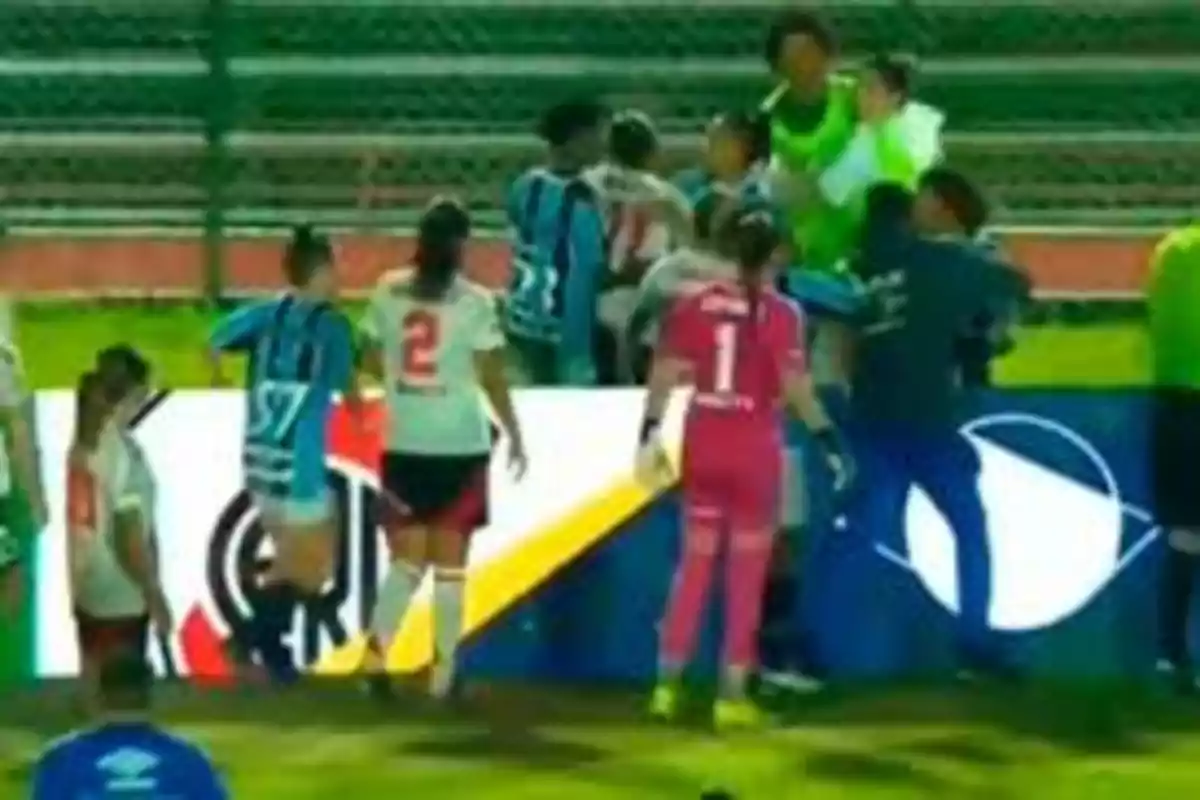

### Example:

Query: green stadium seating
xmin=1 ymin=66 xmax=1195 ymax=135
xmin=7 ymin=3 xmax=1198 ymax=59
xmin=0 ymin=1 xmax=1197 ymax=229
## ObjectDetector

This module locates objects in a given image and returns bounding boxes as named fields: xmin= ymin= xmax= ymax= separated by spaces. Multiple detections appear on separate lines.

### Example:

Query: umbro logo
xmin=97 ymin=747 xmax=160 ymax=778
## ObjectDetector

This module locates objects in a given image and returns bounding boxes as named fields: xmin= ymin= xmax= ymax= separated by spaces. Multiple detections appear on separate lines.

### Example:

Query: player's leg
xmin=758 ymin=430 xmax=816 ymax=689
xmin=910 ymin=431 xmax=995 ymax=674
xmin=426 ymin=454 xmax=489 ymax=701
xmin=363 ymin=454 xmax=432 ymax=688
xmin=73 ymin=611 xmax=144 ymax=717
xmin=229 ymin=498 xmax=302 ymax=682
xmin=714 ymin=449 xmax=781 ymax=729
xmin=1151 ymin=389 xmax=1200 ymax=691
xmin=650 ymin=467 xmax=722 ymax=719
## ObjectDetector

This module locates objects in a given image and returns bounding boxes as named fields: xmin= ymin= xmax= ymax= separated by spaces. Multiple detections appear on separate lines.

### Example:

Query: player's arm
xmin=109 ymin=460 xmax=163 ymax=607
xmin=557 ymin=183 xmax=607 ymax=384
xmin=65 ymin=454 xmax=95 ymax=603
xmin=0 ymin=350 xmax=46 ymax=526
xmin=638 ymin=297 xmax=695 ymax=443
xmin=624 ymin=255 xmax=675 ymax=370
xmin=472 ymin=294 xmax=527 ymax=468
xmin=207 ymin=300 xmax=272 ymax=385
xmin=778 ymin=309 xmax=853 ymax=486
xmin=322 ymin=310 xmax=362 ymax=414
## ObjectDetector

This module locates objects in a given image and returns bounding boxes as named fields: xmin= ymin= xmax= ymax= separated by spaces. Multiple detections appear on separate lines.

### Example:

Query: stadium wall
xmin=0 ymin=229 xmax=1161 ymax=300
xmin=25 ymin=389 xmax=1182 ymax=683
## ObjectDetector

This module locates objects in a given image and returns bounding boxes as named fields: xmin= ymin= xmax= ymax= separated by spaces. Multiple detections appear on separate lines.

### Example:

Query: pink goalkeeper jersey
xmin=661 ymin=280 xmax=807 ymax=438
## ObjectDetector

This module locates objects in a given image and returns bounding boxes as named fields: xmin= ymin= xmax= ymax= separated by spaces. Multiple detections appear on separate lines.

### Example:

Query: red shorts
xmin=380 ymin=451 xmax=490 ymax=537
xmin=680 ymin=420 xmax=782 ymax=535
xmin=74 ymin=609 xmax=149 ymax=663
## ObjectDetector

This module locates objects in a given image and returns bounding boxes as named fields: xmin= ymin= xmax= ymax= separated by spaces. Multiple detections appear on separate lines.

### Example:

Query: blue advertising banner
xmin=465 ymin=391 xmax=1174 ymax=682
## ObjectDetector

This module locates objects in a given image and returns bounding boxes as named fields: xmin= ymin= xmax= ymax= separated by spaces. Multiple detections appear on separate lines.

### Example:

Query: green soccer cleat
xmin=648 ymin=681 xmax=681 ymax=721
xmin=714 ymin=697 xmax=768 ymax=732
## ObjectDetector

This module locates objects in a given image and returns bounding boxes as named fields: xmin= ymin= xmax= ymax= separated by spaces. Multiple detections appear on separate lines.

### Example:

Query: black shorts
xmin=1151 ymin=389 xmax=1200 ymax=528
xmin=74 ymin=609 xmax=149 ymax=663
xmin=381 ymin=451 xmax=490 ymax=534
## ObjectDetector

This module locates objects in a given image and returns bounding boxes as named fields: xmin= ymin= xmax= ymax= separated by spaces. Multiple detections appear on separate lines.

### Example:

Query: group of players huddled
xmin=0 ymin=10 xmax=1033 ymax=732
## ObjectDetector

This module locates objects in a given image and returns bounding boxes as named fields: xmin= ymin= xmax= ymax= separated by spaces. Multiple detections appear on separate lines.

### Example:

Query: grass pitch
xmin=4 ymin=680 xmax=1200 ymax=797
xmin=14 ymin=302 xmax=1148 ymax=390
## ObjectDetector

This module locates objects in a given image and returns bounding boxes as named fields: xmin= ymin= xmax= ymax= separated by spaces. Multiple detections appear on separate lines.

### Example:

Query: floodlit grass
xmin=3 ymin=681 xmax=1200 ymax=797
xmin=15 ymin=303 xmax=1148 ymax=390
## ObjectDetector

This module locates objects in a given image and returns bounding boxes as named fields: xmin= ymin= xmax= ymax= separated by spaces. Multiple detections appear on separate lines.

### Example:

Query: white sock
xmin=431 ymin=567 xmax=465 ymax=699
xmin=369 ymin=560 xmax=423 ymax=657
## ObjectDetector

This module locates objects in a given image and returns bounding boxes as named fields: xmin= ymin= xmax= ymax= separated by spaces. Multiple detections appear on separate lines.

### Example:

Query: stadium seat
xmin=0 ymin=1 xmax=1197 ymax=228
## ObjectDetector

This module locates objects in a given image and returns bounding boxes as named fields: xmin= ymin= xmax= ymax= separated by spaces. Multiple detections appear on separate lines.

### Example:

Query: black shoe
xmin=363 ymin=672 xmax=396 ymax=703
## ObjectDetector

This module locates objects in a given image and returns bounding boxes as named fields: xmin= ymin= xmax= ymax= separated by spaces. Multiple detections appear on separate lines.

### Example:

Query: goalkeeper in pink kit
xmin=636 ymin=205 xmax=850 ymax=729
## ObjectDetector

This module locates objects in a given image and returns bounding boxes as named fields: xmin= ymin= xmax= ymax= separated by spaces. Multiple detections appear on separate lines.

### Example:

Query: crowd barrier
xmin=21 ymin=389 xmax=1179 ymax=682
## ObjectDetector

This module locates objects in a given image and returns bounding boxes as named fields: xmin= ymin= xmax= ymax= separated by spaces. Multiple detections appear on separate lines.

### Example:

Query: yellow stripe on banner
xmin=311 ymin=470 xmax=678 ymax=677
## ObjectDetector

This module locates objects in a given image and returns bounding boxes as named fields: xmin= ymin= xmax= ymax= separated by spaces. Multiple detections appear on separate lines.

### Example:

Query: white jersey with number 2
xmin=360 ymin=269 xmax=504 ymax=456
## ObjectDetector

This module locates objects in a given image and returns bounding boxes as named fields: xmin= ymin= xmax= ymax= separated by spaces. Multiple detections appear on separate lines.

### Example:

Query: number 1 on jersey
xmin=713 ymin=321 xmax=738 ymax=394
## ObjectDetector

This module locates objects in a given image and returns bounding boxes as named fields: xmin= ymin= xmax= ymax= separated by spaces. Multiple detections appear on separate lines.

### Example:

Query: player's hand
xmin=148 ymin=588 xmax=174 ymax=636
xmin=826 ymin=450 xmax=855 ymax=495
xmin=507 ymin=436 xmax=529 ymax=481
xmin=634 ymin=440 xmax=673 ymax=489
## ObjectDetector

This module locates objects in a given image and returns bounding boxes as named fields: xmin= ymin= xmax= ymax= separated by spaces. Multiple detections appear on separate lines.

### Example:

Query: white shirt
xmin=360 ymin=270 xmax=504 ymax=455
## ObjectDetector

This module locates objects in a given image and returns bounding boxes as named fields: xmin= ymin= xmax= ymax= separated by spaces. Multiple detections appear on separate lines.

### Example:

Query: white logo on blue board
xmin=881 ymin=412 xmax=1160 ymax=632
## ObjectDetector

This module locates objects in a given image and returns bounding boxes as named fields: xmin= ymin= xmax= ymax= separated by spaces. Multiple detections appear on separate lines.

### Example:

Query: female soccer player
xmin=0 ymin=326 xmax=45 ymax=617
xmin=636 ymin=205 xmax=850 ymax=729
xmin=677 ymin=111 xmax=771 ymax=208
xmin=587 ymin=109 xmax=693 ymax=385
xmin=208 ymin=225 xmax=357 ymax=683
xmin=67 ymin=362 xmax=170 ymax=715
xmin=358 ymin=198 xmax=527 ymax=702
xmin=623 ymin=187 xmax=741 ymax=382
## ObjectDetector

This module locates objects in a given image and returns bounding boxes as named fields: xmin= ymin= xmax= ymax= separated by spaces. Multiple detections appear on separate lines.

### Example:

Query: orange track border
xmin=0 ymin=232 xmax=1158 ymax=297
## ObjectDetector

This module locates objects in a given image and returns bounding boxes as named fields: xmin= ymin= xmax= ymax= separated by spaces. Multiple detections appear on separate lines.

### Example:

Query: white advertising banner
xmin=34 ymin=389 xmax=686 ymax=679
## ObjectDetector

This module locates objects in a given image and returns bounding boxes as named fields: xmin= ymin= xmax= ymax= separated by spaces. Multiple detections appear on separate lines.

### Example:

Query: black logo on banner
xmin=205 ymin=467 xmax=386 ymax=669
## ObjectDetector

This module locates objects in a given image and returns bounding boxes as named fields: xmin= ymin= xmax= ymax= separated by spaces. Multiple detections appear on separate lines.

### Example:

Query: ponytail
xmin=722 ymin=207 xmax=781 ymax=337
xmin=412 ymin=197 xmax=471 ymax=301
xmin=74 ymin=371 xmax=110 ymax=451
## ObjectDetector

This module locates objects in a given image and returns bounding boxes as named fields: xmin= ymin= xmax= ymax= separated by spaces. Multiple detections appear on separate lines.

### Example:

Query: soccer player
xmin=817 ymin=54 xmax=944 ymax=215
xmin=676 ymin=111 xmax=771 ymax=208
xmin=760 ymin=10 xmax=858 ymax=275
xmin=0 ymin=301 xmax=46 ymax=617
xmin=358 ymin=198 xmax=527 ymax=701
xmin=849 ymin=176 xmax=1025 ymax=676
xmin=587 ymin=110 xmax=693 ymax=385
xmin=623 ymin=187 xmax=740 ymax=382
xmin=67 ymin=363 xmax=169 ymax=716
xmin=208 ymin=225 xmax=357 ymax=683
xmin=32 ymin=648 xmax=228 ymax=799
xmin=636 ymin=205 xmax=849 ymax=729
xmin=505 ymin=99 xmax=609 ymax=386
xmin=1147 ymin=222 xmax=1200 ymax=693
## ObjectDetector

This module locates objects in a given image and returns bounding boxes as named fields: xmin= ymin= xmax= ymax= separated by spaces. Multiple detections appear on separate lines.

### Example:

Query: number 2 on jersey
xmin=401 ymin=309 xmax=440 ymax=383
xmin=713 ymin=321 xmax=738 ymax=394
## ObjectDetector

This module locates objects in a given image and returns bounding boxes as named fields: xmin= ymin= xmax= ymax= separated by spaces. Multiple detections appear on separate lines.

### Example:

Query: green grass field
xmin=3 ymin=303 xmax=1171 ymax=798
xmin=14 ymin=302 xmax=1149 ymax=389
xmin=5 ymin=680 xmax=1200 ymax=797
